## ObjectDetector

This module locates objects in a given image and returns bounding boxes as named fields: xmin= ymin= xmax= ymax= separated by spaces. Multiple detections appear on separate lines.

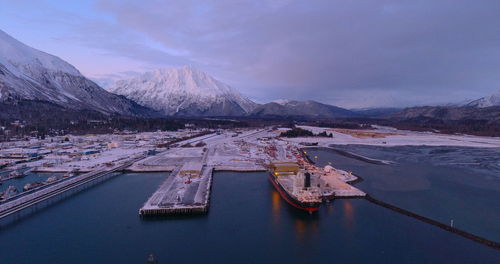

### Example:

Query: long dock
xmin=139 ymin=166 xmax=213 ymax=216
xmin=0 ymin=155 xmax=144 ymax=219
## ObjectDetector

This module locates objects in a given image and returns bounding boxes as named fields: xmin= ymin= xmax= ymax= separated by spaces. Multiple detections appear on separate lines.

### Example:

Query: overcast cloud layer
xmin=1 ymin=0 xmax=499 ymax=107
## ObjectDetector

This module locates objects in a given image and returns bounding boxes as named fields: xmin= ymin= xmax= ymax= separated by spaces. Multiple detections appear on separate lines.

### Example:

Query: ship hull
xmin=269 ymin=174 xmax=320 ymax=213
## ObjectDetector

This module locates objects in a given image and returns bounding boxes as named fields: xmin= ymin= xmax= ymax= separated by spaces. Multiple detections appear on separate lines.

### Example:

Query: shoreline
xmin=304 ymin=146 xmax=500 ymax=250
xmin=303 ymin=146 xmax=392 ymax=165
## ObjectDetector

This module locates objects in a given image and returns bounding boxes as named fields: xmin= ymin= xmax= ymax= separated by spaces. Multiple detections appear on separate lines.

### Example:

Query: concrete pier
xmin=139 ymin=166 xmax=213 ymax=216
xmin=320 ymin=177 xmax=366 ymax=198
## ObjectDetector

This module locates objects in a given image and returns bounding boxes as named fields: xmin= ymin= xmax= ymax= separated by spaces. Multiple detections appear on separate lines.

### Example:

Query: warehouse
xmin=179 ymin=162 xmax=203 ymax=178
xmin=270 ymin=162 xmax=300 ymax=176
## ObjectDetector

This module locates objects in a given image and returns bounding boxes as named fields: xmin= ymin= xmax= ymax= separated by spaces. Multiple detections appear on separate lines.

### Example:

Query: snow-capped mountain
xmin=0 ymin=29 xmax=152 ymax=116
xmin=467 ymin=90 xmax=500 ymax=108
xmin=272 ymin=99 xmax=292 ymax=105
xmin=107 ymin=66 xmax=257 ymax=116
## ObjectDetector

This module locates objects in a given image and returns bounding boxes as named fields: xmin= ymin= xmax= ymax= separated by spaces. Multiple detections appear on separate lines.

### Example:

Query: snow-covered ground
xmin=35 ymin=147 xmax=148 ymax=172
xmin=292 ymin=125 xmax=500 ymax=148
xmin=0 ymin=131 xmax=183 ymax=173
xmin=5 ymin=125 xmax=498 ymax=177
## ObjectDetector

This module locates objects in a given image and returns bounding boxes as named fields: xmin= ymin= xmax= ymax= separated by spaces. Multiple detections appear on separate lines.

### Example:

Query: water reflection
xmin=325 ymin=200 xmax=335 ymax=214
xmin=342 ymin=200 xmax=355 ymax=230
xmin=294 ymin=218 xmax=306 ymax=238
xmin=270 ymin=187 xmax=320 ymax=242
xmin=271 ymin=190 xmax=281 ymax=225
xmin=1 ymin=171 xmax=499 ymax=263
xmin=293 ymin=216 xmax=319 ymax=241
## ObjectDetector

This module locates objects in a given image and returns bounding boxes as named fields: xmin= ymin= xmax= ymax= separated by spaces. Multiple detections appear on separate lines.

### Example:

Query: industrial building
xmin=270 ymin=162 xmax=300 ymax=176
xmin=179 ymin=162 xmax=203 ymax=178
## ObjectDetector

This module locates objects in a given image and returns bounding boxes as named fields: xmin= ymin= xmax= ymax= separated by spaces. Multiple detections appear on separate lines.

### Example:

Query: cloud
xmin=3 ymin=0 xmax=500 ymax=107
xmin=90 ymin=0 xmax=500 ymax=107
xmin=0 ymin=0 xmax=191 ymax=80
xmin=89 ymin=70 xmax=143 ymax=88
xmin=56 ymin=13 xmax=191 ymax=68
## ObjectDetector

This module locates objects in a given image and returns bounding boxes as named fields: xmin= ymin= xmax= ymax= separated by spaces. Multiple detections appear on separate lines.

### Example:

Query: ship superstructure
xmin=269 ymin=162 xmax=322 ymax=213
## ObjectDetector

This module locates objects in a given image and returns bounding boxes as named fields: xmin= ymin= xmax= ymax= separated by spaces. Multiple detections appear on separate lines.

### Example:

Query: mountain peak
xmin=467 ymin=90 xmax=500 ymax=108
xmin=108 ymin=66 xmax=257 ymax=116
xmin=0 ymin=29 xmax=150 ymax=116
xmin=0 ymin=29 xmax=80 ymax=77
xmin=272 ymin=99 xmax=292 ymax=105
xmin=122 ymin=66 xmax=235 ymax=97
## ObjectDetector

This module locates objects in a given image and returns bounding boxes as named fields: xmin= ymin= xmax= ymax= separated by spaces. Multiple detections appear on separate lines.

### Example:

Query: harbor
xmin=1 ymin=126 xmax=498 ymax=253
xmin=2 ymin=170 xmax=499 ymax=264
xmin=0 ymin=127 xmax=498 ymax=260
xmin=6 ymin=126 xmax=494 ymax=221
xmin=134 ymin=128 xmax=365 ymax=216
xmin=2 ymin=3 xmax=500 ymax=262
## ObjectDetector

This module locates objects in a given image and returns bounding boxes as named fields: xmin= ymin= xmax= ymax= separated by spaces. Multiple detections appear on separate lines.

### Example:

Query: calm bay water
xmin=306 ymin=145 xmax=500 ymax=242
xmin=0 ymin=170 xmax=498 ymax=263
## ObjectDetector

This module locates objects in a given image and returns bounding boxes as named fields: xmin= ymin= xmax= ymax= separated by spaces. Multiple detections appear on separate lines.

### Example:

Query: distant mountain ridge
xmin=3 ymin=27 xmax=499 ymax=123
xmin=0 ymin=29 xmax=153 ymax=116
xmin=384 ymin=90 xmax=500 ymax=126
xmin=387 ymin=105 xmax=500 ymax=125
xmin=107 ymin=66 xmax=257 ymax=117
xmin=249 ymin=100 xmax=357 ymax=119
xmin=350 ymin=107 xmax=403 ymax=117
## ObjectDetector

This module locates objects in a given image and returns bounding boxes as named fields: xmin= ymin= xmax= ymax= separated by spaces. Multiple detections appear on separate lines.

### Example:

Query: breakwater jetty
xmin=365 ymin=195 xmax=500 ymax=250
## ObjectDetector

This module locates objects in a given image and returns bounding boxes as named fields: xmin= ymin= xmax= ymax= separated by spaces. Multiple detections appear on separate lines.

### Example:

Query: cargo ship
xmin=269 ymin=162 xmax=322 ymax=213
